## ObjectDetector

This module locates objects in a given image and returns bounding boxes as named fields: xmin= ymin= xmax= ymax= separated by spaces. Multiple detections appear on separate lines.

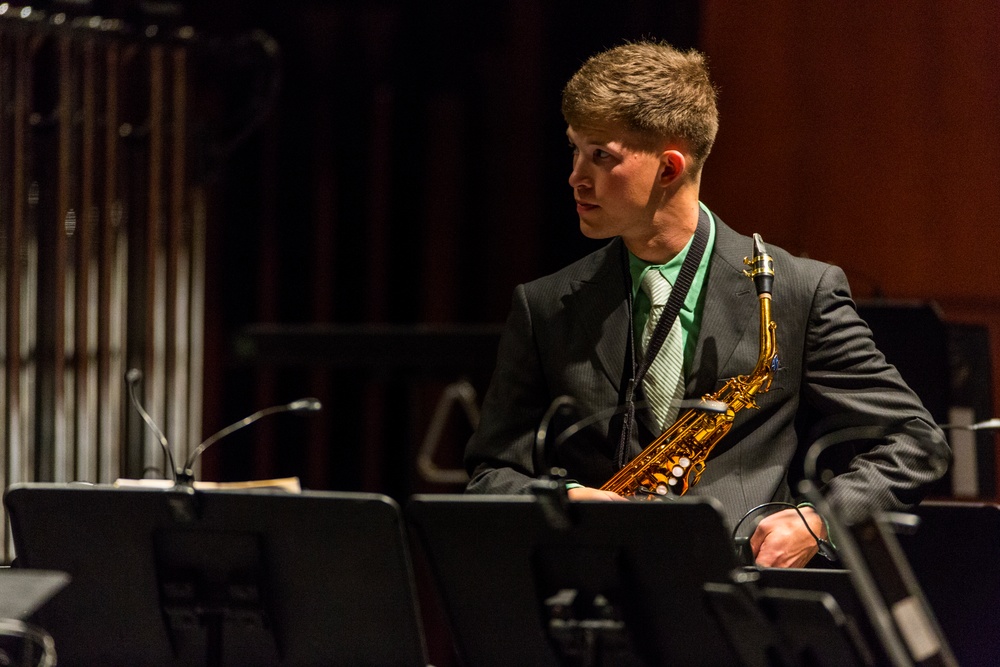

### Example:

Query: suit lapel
xmin=690 ymin=218 xmax=758 ymax=395
xmin=564 ymin=221 xmax=759 ymax=427
xmin=572 ymin=240 xmax=663 ymax=445
xmin=569 ymin=239 xmax=632 ymax=393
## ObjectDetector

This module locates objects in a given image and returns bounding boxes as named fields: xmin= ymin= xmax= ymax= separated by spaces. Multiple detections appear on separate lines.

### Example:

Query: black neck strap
xmin=615 ymin=208 xmax=711 ymax=467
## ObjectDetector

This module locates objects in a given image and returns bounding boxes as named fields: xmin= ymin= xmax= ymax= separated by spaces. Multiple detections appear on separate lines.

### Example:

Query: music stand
xmin=0 ymin=570 xmax=69 ymax=622
xmin=0 ymin=569 xmax=69 ymax=667
xmin=896 ymin=501 xmax=1000 ymax=667
xmin=407 ymin=493 xmax=743 ymax=667
xmin=703 ymin=579 xmax=875 ymax=667
xmin=4 ymin=483 xmax=428 ymax=667
xmin=753 ymin=567 xmax=883 ymax=661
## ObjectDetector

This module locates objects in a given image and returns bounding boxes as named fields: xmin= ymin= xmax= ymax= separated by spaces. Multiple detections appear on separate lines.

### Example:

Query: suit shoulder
xmin=714 ymin=220 xmax=850 ymax=304
xmin=759 ymin=246 xmax=855 ymax=314
xmin=520 ymin=239 xmax=622 ymax=297
xmin=713 ymin=217 xmax=843 ymax=292
xmin=768 ymin=245 xmax=840 ymax=283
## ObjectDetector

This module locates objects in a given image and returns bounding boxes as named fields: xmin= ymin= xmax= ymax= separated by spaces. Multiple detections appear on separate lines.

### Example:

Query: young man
xmin=464 ymin=41 xmax=948 ymax=567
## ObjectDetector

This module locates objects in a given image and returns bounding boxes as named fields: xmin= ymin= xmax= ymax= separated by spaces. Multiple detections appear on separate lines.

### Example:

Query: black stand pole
xmin=205 ymin=611 xmax=223 ymax=667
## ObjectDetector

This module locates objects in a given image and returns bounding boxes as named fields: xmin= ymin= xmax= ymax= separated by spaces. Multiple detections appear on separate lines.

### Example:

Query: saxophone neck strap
xmin=633 ymin=209 xmax=710 ymax=386
xmin=615 ymin=209 xmax=710 ymax=467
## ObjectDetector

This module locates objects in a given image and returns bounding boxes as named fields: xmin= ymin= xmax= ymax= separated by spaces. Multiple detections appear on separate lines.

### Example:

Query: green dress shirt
xmin=628 ymin=202 xmax=717 ymax=373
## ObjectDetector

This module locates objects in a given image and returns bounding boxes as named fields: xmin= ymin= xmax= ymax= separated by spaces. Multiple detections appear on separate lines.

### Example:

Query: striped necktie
xmin=640 ymin=269 xmax=686 ymax=431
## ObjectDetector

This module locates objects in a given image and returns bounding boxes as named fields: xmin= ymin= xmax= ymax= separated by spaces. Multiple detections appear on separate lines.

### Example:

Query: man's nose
xmin=568 ymin=158 xmax=587 ymax=189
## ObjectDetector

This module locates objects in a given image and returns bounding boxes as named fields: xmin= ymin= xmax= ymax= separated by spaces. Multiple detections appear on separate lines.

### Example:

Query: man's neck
xmin=624 ymin=194 xmax=701 ymax=264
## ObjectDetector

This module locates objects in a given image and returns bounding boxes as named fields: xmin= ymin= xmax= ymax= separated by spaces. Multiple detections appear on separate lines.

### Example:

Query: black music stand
xmin=703 ymin=579 xmax=875 ymax=667
xmin=0 ymin=568 xmax=69 ymax=666
xmin=0 ymin=569 xmax=69 ymax=622
xmin=753 ymin=567 xmax=883 ymax=662
xmin=4 ymin=483 xmax=428 ymax=667
xmin=407 ymin=493 xmax=743 ymax=667
xmin=896 ymin=501 xmax=1000 ymax=667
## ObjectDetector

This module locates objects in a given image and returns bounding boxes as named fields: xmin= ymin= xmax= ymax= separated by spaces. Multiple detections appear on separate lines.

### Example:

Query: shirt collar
xmin=628 ymin=202 xmax=715 ymax=300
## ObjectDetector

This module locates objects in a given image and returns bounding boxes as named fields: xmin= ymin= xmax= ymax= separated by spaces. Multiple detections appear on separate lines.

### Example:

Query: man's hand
xmin=750 ymin=506 xmax=827 ymax=568
xmin=567 ymin=486 xmax=627 ymax=501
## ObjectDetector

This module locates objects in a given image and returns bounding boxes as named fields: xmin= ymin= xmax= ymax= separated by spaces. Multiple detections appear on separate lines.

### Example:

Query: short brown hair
xmin=562 ymin=40 xmax=719 ymax=173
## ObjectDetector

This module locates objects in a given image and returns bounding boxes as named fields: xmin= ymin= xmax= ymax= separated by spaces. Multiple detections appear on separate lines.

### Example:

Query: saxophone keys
xmin=650 ymin=471 xmax=675 ymax=495
xmin=668 ymin=456 xmax=691 ymax=480
xmin=650 ymin=460 xmax=693 ymax=495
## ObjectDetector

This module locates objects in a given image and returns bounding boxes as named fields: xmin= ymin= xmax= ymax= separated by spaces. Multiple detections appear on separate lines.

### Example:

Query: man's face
xmin=566 ymin=124 xmax=666 ymax=241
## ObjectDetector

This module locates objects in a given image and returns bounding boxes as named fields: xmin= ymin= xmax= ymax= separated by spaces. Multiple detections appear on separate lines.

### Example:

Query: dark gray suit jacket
xmin=465 ymin=215 xmax=949 ymax=529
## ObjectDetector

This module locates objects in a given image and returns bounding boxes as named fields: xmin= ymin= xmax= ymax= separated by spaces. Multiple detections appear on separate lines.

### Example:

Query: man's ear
xmin=658 ymin=149 xmax=688 ymax=186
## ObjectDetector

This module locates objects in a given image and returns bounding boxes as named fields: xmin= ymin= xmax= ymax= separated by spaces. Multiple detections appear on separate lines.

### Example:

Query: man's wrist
xmin=797 ymin=501 xmax=838 ymax=560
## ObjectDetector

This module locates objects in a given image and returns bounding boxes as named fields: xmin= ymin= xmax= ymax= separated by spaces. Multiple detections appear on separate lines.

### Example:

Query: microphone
xmin=179 ymin=395 xmax=322 ymax=483
xmin=126 ymin=368 xmax=180 ymax=482
xmin=125 ymin=368 xmax=322 ymax=486
xmin=940 ymin=418 xmax=1000 ymax=431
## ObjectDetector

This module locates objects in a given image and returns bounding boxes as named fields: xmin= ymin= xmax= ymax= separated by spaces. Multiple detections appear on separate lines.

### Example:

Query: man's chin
xmin=578 ymin=221 xmax=615 ymax=240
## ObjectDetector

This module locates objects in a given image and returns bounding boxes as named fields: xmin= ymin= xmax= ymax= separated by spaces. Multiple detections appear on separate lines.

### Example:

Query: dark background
xmin=76 ymin=0 xmax=997 ymax=499
xmin=186 ymin=1 xmax=709 ymax=494
xmin=25 ymin=2 xmax=1000 ymax=664
xmin=43 ymin=0 xmax=996 ymax=509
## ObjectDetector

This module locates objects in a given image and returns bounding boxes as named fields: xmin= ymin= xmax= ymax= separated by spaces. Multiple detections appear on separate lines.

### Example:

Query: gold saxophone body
xmin=601 ymin=233 xmax=778 ymax=497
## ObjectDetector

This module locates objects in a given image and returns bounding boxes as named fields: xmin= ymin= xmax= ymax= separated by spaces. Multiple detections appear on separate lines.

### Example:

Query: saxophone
xmin=601 ymin=233 xmax=778 ymax=497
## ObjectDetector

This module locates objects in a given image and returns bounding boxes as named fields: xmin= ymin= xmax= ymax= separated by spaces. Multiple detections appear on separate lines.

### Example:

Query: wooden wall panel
xmin=700 ymin=3 xmax=1000 ymax=461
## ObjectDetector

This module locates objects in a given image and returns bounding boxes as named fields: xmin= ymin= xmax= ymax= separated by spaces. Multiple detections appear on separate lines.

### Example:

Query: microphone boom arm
xmin=181 ymin=398 xmax=322 ymax=475
xmin=125 ymin=368 xmax=321 ymax=486
xmin=126 ymin=369 xmax=179 ymax=482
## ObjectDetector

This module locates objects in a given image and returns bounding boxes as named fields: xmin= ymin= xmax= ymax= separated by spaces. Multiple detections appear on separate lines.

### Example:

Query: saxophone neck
xmin=755 ymin=294 xmax=778 ymax=376
xmin=745 ymin=234 xmax=778 ymax=377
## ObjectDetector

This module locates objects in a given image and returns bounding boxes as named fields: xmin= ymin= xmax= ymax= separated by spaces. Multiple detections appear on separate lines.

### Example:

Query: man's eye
xmin=593 ymin=149 xmax=610 ymax=160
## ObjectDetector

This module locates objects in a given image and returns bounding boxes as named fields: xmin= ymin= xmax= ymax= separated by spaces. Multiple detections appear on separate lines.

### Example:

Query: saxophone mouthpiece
xmin=746 ymin=233 xmax=775 ymax=296
xmin=752 ymin=232 xmax=767 ymax=258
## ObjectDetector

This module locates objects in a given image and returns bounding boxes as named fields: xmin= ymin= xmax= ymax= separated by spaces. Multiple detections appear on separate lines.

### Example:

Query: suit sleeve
xmin=464 ymin=284 xmax=549 ymax=494
xmin=801 ymin=265 xmax=950 ymax=524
